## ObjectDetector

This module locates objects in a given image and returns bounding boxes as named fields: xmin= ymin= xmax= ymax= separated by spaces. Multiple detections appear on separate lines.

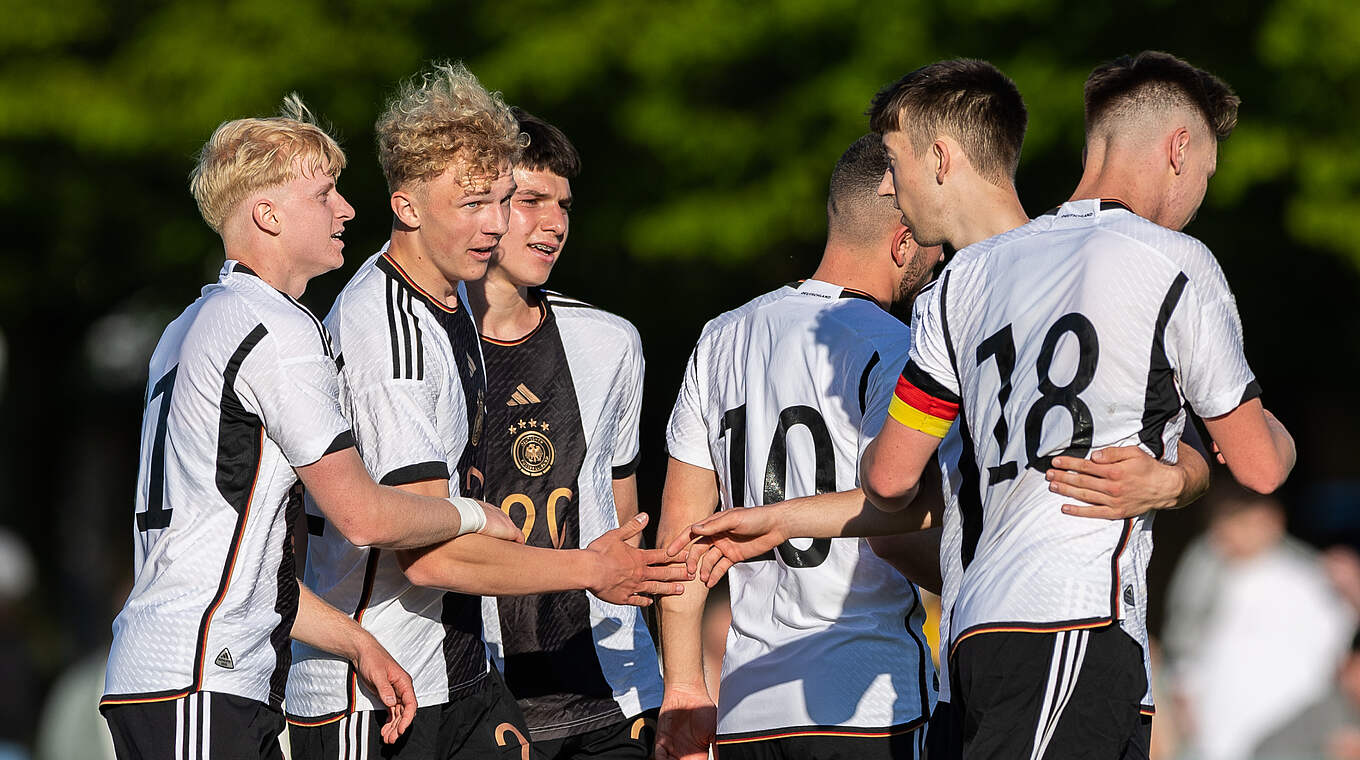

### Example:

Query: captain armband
xmin=887 ymin=367 xmax=960 ymax=439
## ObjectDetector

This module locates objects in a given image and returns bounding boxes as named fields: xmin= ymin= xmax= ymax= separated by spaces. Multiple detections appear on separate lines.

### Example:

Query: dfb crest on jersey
xmin=510 ymin=419 xmax=554 ymax=477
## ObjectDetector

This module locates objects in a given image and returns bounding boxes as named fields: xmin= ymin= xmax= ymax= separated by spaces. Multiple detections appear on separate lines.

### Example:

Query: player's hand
xmin=665 ymin=507 xmax=790 ymax=587
xmin=1048 ymin=445 xmax=1181 ymax=520
xmin=351 ymin=632 xmax=417 ymax=744
xmin=655 ymin=683 xmax=716 ymax=760
xmin=584 ymin=513 xmax=690 ymax=606
xmin=477 ymin=502 xmax=527 ymax=544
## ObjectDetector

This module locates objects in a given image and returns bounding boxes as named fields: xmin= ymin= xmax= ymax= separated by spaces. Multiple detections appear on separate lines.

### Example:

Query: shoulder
xmin=693 ymin=285 xmax=793 ymax=350
xmin=325 ymin=252 xmax=392 ymax=328
xmin=543 ymin=290 xmax=641 ymax=349
xmin=824 ymin=299 xmax=910 ymax=355
xmin=198 ymin=277 xmax=328 ymax=358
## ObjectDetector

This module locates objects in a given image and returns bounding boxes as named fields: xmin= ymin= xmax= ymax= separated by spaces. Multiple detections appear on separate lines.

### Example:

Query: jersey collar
xmin=376 ymin=244 xmax=462 ymax=315
xmin=790 ymin=279 xmax=883 ymax=308
xmin=1041 ymin=198 xmax=1134 ymax=218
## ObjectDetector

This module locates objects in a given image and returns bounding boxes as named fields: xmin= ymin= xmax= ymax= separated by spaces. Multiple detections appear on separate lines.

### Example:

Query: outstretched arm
xmin=297 ymin=447 xmax=523 ymax=549
xmin=291 ymin=581 xmax=415 ymax=744
xmin=655 ymin=458 xmax=720 ymax=760
xmin=394 ymin=479 xmax=687 ymax=606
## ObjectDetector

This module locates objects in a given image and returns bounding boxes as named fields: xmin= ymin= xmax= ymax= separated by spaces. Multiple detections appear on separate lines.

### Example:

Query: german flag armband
xmin=888 ymin=362 xmax=960 ymax=438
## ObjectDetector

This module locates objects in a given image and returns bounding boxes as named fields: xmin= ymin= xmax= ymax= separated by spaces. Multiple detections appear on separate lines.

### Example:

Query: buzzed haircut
xmin=1085 ymin=51 xmax=1240 ymax=141
xmin=826 ymin=133 xmax=896 ymax=243
xmin=868 ymin=59 xmax=1027 ymax=186
xmin=375 ymin=60 xmax=524 ymax=193
xmin=512 ymin=107 xmax=581 ymax=179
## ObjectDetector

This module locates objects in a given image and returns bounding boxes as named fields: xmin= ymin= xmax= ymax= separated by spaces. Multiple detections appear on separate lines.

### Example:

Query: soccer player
xmin=860 ymin=53 xmax=1296 ymax=757
xmin=656 ymin=134 xmax=946 ymax=760
xmin=100 ymin=96 xmax=525 ymax=760
xmin=286 ymin=64 xmax=685 ymax=760
xmin=466 ymin=108 xmax=664 ymax=760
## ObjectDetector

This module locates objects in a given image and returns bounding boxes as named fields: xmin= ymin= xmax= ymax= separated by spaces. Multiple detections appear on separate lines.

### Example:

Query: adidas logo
xmin=214 ymin=648 xmax=235 ymax=670
xmin=506 ymin=383 xmax=541 ymax=407
xmin=1123 ymin=585 xmax=1135 ymax=607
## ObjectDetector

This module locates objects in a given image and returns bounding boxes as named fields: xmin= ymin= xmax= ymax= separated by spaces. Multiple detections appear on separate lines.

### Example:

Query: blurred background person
xmin=1163 ymin=481 xmax=1355 ymax=760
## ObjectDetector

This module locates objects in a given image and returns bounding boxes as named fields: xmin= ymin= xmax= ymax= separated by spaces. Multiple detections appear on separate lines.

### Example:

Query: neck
xmin=386 ymin=227 xmax=460 ymax=306
xmin=810 ymin=243 xmax=891 ymax=307
xmin=948 ymin=179 xmax=1030 ymax=250
xmin=1070 ymin=143 xmax=1163 ymax=223
xmin=228 ymin=241 xmax=307 ymax=299
xmin=467 ymin=269 xmax=541 ymax=340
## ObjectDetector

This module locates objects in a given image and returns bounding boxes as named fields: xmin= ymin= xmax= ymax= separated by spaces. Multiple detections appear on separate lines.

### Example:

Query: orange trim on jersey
xmin=286 ymin=712 xmax=349 ymax=728
xmin=1111 ymin=518 xmax=1134 ymax=618
xmin=193 ymin=427 xmax=264 ymax=690
xmin=715 ymin=722 xmax=923 ymax=745
xmin=99 ymin=689 xmax=192 ymax=707
xmin=480 ymin=301 xmax=547 ymax=347
xmin=381 ymin=253 xmax=461 ymax=314
xmin=949 ymin=619 xmax=1111 ymax=658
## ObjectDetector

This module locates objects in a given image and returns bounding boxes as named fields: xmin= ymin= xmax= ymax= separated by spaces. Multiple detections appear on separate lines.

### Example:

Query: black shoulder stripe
xmin=1138 ymin=273 xmax=1189 ymax=458
xmin=858 ymin=351 xmax=881 ymax=415
xmin=282 ymin=294 xmax=333 ymax=359
xmin=385 ymin=279 xmax=424 ymax=380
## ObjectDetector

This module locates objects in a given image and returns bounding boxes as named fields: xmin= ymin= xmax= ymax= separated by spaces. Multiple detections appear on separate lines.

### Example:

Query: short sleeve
xmin=892 ymin=281 xmax=962 ymax=438
xmin=331 ymin=304 xmax=450 ymax=486
xmin=664 ymin=343 xmax=716 ymax=471
xmin=1173 ymin=268 xmax=1259 ymax=419
xmin=245 ymin=329 xmax=353 ymax=468
xmin=611 ymin=326 xmax=645 ymax=479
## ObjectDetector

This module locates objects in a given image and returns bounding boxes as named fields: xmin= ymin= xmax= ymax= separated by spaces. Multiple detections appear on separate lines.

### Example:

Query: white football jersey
xmin=478 ymin=291 xmax=662 ymax=740
xmin=287 ymin=247 xmax=490 ymax=722
xmin=933 ymin=426 xmax=965 ymax=706
xmin=667 ymin=279 xmax=935 ymax=742
xmin=103 ymin=261 xmax=353 ymax=709
xmin=901 ymin=200 xmax=1257 ymax=709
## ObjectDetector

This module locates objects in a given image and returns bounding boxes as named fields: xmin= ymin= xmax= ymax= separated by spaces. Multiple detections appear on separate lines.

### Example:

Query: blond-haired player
xmin=100 ymin=95 xmax=523 ymax=760
xmin=287 ymin=63 xmax=685 ymax=760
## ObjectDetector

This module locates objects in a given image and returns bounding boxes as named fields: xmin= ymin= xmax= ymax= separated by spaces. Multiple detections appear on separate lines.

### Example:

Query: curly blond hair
xmin=375 ymin=61 xmax=525 ymax=192
xmin=189 ymin=94 xmax=346 ymax=233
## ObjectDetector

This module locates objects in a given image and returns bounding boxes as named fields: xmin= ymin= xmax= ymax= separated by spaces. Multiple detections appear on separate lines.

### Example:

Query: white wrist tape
xmin=448 ymin=497 xmax=486 ymax=537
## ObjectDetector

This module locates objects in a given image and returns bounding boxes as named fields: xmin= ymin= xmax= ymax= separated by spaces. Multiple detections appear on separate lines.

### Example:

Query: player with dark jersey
xmin=467 ymin=109 xmax=663 ymax=760
xmin=286 ymin=64 xmax=685 ymax=760
xmin=100 ymin=96 xmax=526 ymax=760
xmin=861 ymin=55 xmax=1295 ymax=758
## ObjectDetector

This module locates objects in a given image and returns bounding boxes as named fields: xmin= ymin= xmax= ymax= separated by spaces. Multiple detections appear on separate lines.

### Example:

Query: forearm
xmin=657 ymin=457 xmax=720 ymax=688
xmin=612 ymin=475 xmax=642 ymax=548
xmin=1171 ymin=440 xmax=1211 ymax=509
xmin=398 ymin=537 xmax=598 ymax=595
xmin=868 ymin=526 xmax=943 ymax=594
xmin=291 ymin=581 xmax=372 ymax=661
xmin=779 ymin=488 xmax=932 ymax=539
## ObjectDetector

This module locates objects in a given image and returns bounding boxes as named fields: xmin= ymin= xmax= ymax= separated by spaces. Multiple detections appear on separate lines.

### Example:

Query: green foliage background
xmin=0 ymin=0 xmax=1357 ymax=747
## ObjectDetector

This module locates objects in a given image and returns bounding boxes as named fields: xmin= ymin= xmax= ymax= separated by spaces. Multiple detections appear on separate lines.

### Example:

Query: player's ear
xmin=252 ymin=198 xmax=281 ymax=236
xmin=1168 ymin=126 xmax=1192 ymax=177
xmin=933 ymin=140 xmax=949 ymax=185
xmin=391 ymin=189 xmax=420 ymax=230
xmin=891 ymin=225 xmax=913 ymax=267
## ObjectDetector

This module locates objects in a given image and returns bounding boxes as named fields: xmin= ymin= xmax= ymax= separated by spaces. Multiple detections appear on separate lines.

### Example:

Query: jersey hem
xmin=528 ymin=708 xmax=629 ymax=741
xmin=715 ymin=715 xmax=927 ymax=745
xmin=950 ymin=616 xmax=1114 ymax=658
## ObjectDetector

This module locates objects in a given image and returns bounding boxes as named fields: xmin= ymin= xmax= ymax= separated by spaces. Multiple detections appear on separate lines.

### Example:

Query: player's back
xmin=920 ymin=199 xmax=1257 ymax=649
xmin=105 ymin=261 xmax=351 ymax=709
xmin=668 ymin=279 xmax=934 ymax=740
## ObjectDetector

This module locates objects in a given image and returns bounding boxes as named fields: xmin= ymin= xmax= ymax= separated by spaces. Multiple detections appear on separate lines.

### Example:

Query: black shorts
xmin=924 ymin=700 xmax=960 ymax=760
xmin=531 ymin=709 xmax=657 ymax=760
xmin=102 ymin=691 xmax=285 ymax=760
xmin=716 ymin=724 xmax=925 ymax=760
xmin=951 ymin=624 xmax=1148 ymax=759
xmin=289 ymin=670 xmax=535 ymax=759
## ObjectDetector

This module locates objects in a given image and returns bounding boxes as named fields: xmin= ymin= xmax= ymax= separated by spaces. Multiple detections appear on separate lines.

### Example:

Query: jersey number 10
xmin=719 ymin=404 xmax=833 ymax=569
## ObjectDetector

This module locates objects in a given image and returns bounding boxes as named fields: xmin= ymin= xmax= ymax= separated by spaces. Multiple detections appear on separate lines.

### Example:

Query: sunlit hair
xmin=189 ymin=93 xmax=346 ymax=234
xmin=376 ymin=61 xmax=525 ymax=192
xmin=868 ymin=59 xmax=1027 ymax=186
xmin=512 ymin=107 xmax=580 ymax=179
xmin=1085 ymin=51 xmax=1239 ymax=141
xmin=827 ymin=133 xmax=895 ymax=242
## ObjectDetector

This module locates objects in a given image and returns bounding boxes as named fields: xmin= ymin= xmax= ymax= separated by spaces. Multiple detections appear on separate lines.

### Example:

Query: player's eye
xmin=464 ymin=201 xmax=481 ymax=209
